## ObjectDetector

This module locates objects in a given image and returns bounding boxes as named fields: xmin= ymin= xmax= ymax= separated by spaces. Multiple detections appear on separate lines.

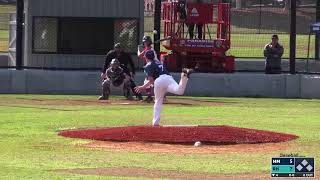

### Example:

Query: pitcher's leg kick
xmin=135 ymin=50 xmax=193 ymax=126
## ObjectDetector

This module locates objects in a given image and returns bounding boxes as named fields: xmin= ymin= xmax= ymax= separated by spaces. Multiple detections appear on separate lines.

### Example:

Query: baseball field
xmin=0 ymin=94 xmax=319 ymax=179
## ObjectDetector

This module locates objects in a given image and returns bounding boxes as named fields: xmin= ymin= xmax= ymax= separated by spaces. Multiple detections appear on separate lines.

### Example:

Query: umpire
xmin=102 ymin=43 xmax=143 ymax=100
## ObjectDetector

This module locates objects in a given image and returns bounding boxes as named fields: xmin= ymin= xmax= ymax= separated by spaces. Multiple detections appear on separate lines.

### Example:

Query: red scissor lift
xmin=160 ymin=1 xmax=235 ymax=73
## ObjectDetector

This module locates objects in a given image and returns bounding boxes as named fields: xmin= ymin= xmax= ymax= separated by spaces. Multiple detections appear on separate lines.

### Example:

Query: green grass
xmin=0 ymin=30 xmax=8 ymax=52
xmin=229 ymin=34 xmax=315 ymax=58
xmin=0 ymin=5 xmax=15 ymax=14
xmin=0 ymin=95 xmax=319 ymax=179
xmin=0 ymin=5 xmax=15 ymax=52
xmin=0 ymin=30 xmax=7 ymax=38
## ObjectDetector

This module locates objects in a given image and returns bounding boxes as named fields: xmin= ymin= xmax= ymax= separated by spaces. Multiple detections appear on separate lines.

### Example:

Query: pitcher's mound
xmin=59 ymin=126 xmax=298 ymax=144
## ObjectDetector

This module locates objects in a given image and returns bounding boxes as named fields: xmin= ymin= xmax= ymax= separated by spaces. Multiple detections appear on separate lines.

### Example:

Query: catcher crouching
xmin=98 ymin=59 xmax=133 ymax=100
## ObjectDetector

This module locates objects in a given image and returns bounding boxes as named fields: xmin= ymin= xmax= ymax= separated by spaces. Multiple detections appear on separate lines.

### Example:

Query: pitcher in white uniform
xmin=135 ymin=50 xmax=193 ymax=126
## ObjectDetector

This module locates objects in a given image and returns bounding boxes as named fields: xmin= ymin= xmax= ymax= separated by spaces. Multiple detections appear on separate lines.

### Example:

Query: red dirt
xmin=59 ymin=125 xmax=298 ymax=144
xmin=85 ymin=141 xmax=290 ymax=154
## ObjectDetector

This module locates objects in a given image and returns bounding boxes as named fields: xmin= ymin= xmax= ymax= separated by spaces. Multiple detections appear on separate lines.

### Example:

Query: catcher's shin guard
xmin=102 ymin=80 xmax=110 ymax=96
xmin=100 ymin=79 xmax=110 ymax=99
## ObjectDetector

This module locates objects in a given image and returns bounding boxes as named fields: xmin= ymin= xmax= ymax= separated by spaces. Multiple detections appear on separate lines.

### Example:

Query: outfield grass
xmin=145 ymin=16 xmax=315 ymax=58
xmin=0 ymin=5 xmax=15 ymax=14
xmin=0 ymin=30 xmax=7 ymax=38
xmin=152 ymin=32 xmax=315 ymax=59
xmin=0 ymin=95 xmax=319 ymax=179
xmin=0 ymin=30 xmax=8 ymax=52
xmin=229 ymin=33 xmax=315 ymax=58
xmin=0 ymin=5 xmax=15 ymax=52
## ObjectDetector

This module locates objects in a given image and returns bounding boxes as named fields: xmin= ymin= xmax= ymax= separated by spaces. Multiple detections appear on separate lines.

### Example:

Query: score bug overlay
xmin=271 ymin=157 xmax=315 ymax=178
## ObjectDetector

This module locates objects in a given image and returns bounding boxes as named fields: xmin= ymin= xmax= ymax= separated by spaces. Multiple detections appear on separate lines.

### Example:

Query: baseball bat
xmin=153 ymin=36 xmax=172 ymax=44
xmin=139 ymin=36 xmax=172 ymax=46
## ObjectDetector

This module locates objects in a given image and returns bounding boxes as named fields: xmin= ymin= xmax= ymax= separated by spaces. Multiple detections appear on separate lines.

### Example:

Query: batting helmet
xmin=110 ymin=59 xmax=120 ymax=69
xmin=145 ymin=50 xmax=155 ymax=60
xmin=114 ymin=43 xmax=121 ymax=49
xmin=142 ymin=36 xmax=152 ymax=45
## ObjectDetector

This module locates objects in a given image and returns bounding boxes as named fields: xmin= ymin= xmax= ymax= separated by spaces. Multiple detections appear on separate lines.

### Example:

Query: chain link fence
xmin=0 ymin=4 xmax=15 ymax=67
xmin=0 ymin=4 xmax=15 ymax=53
xmin=114 ymin=19 xmax=139 ymax=53
xmin=144 ymin=0 xmax=317 ymax=60
xmin=0 ymin=1 xmax=318 ymax=72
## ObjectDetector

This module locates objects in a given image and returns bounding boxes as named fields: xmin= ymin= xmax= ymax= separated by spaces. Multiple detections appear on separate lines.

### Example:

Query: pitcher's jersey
xmin=144 ymin=60 xmax=169 ymax=80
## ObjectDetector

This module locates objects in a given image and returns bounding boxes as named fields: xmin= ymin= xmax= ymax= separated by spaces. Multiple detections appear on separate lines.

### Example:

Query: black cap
xmin=272 ymin=35 xmax=279 ymax=39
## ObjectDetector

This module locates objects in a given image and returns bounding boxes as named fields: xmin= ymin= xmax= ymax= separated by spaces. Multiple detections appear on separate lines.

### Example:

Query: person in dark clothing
xmin=186 ymin=0 xmax=205 ymax=39
xmin=98 ymin=59 xmax=133 ymax=100
xmin=102 ymin=43 xmax=143 ymax=100
xmin=103 ymin=43 xmax=135 ymax=76
xmin=188 ymin=24 xmax=203 ymax=39
xmin=264 ymin=35 xmax=284 ymax=74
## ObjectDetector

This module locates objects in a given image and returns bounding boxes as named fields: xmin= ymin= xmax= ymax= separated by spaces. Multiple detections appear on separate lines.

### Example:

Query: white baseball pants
xmin=153 ymin=74 xmax=188 ymax=126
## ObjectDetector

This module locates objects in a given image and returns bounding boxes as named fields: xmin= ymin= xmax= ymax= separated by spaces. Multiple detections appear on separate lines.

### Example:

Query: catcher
xmin=98 ymin=59 xmax=133 ymax=100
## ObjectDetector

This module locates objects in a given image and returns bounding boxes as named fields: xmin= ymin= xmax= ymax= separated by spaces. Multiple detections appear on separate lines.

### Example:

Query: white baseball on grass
xmin=194 ymin=141 xmax=201 ymax=147
xmin=153 ymin=30 xmax=158 ymax=34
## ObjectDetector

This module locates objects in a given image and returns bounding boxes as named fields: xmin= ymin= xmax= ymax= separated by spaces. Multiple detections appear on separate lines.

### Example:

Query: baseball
xmin=153 ymin=30 xmax=158 ymax=34
xmin=194 ymin=141 xmax=202 ymax=147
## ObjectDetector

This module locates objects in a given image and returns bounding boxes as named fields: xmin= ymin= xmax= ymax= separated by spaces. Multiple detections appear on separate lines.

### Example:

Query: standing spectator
xmin=264 ymin=35 xmax=284 ymax=74
xmin=102 ymin=43 xmax=143 ymax=100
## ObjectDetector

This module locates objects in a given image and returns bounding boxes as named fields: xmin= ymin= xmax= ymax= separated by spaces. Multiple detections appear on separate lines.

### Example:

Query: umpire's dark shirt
xmin=102 ymin=50 xmax=135 ymax=74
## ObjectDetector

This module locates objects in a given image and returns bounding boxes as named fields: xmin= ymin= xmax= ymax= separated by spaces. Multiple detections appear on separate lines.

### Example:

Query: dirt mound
xmin=59 ymin=126 xmax=298 ymax=144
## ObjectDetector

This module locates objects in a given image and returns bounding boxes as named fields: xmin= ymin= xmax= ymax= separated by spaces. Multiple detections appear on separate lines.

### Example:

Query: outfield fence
xmin=0 ymin=1 xmax=319 ymax=74
xmin=144 ymin=1 xmax=318 ymax=60
xmin=0 ymin=4 xmax=15 ymax=53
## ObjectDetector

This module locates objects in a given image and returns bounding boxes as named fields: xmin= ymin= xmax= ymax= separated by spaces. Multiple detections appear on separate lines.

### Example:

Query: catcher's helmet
xmin=110 ymin=59 xmax=120 ymax=69
xmin=142 ymin=36 xmax=152 ymax=45
xmin=145 ymin=50 xmax=155 ymax=60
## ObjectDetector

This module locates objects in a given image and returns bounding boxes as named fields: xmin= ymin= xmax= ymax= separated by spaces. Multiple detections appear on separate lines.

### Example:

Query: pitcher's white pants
xmin=153 ymin=74 xmax=188 ymax=126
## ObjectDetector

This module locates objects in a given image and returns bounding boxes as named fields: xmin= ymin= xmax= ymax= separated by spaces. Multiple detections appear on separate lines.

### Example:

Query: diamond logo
xmin=306 ymin=165 xmax=313 ymax=171
xmin=296 ymin=164 xmax=303 ymax=171
xmin=190 ymin=8 xmax=199 ymax=17
xmin=302 ymin=159 xmax=309 ymax=166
